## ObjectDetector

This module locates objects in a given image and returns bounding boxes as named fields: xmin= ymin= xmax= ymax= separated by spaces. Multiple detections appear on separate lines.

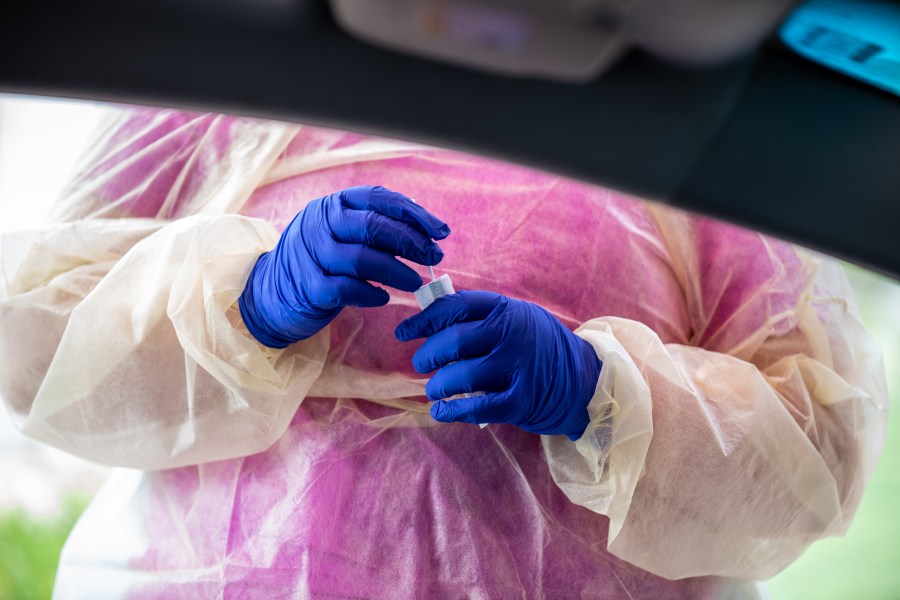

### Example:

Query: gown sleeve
xmin=0 ymin=109 xmax=328 ymax=470
xmin=543 ymin=206 xmax=888 ymax=579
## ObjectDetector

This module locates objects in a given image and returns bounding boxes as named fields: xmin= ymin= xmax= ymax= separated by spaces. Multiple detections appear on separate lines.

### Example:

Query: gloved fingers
xmin=327 ymin=242 xmax=423 ymax=292
xmin=411 ymin=321 xmax=501 ymax=373
xmin=430 ymin=390 xmax=514 ymax=425
xmin=311 ymin=276 xmax=390 ymax=309
xmin=430 ymin=396 xmax=484 ymax=424
xmin=338 ymin=185 xmax=451 ymax=240
xmin=425 ymin=357 xmax=507 ymax=401
xmin=333 ymin=208 xmax=444 ymax=266
xmin=395 ymin=290 xmax=504 ymax=341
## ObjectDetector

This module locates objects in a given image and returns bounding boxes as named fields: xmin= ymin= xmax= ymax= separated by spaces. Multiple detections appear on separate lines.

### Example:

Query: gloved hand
xmin=240 ymin=185 xmax=450 ymax=348
xmin=395 ymin=291 xmax=602 ymax=440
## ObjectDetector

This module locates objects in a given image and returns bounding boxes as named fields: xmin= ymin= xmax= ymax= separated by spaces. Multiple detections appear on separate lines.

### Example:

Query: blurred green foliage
xmin=0 ymin=494 xmax=88 ymax=600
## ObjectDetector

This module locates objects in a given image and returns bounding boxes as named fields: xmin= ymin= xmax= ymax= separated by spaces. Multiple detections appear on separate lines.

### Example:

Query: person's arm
xmin=0 ymin=214 xmax=332 ymax=470
xmin=0 ymin=106 xmax=450 ymax=470
xmin=0 ymin=108 xmax=313 ymax=470
xmin=1 ymin=183 xmax=451 ymax=471
xmin=543 ymin=208 xmax=888 ymax=579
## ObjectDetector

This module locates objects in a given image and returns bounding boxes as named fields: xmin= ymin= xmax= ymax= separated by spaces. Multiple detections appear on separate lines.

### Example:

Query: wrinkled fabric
xmin=0 ymin=107 xmax=888 ymax=598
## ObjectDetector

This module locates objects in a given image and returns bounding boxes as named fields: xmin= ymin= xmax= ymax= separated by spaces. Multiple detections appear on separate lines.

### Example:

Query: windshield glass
xmin=0 ymin=94 xmax=897 ymax=600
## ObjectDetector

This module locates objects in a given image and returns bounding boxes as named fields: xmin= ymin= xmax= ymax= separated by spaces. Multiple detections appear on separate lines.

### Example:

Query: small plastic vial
xmin=414 ymin=273 xmax=455 ymax=310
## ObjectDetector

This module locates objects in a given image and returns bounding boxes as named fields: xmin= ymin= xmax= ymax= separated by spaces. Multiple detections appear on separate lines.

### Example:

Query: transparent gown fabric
xmin=0 ymin=107 xmax=887 ymax=598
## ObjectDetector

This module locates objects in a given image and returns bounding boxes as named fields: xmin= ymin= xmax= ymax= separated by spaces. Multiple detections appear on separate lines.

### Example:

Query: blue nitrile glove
xmin=395 ymin=291 xmax=602 ymax=440
xmin=240 ymin=185 xmax=450 ymax=348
